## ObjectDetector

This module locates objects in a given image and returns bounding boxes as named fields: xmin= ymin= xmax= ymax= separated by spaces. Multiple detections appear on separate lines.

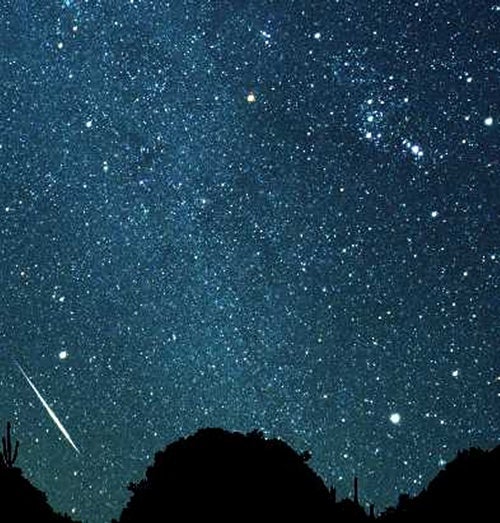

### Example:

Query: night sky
xmin=1 ymin=1 xmax=499 ymax=521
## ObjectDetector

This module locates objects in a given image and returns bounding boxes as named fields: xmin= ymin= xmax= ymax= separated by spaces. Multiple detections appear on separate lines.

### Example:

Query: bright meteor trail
xmin=15 ymin=361 xmax=81 ymax=455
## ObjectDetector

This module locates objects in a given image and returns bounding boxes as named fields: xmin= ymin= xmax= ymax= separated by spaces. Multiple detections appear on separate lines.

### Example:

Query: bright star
xmin=390 ymin=413 xmax=401 ymax=424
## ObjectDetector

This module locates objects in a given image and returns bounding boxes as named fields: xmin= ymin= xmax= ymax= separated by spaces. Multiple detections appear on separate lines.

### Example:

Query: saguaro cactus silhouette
xmin=1 ymin=421 xmax=19 ymax=468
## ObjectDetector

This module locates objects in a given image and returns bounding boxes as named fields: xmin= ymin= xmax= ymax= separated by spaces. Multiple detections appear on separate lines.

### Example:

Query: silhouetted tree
xmin=1 ymin=419 xmax=497 ymax=523
xmin=379 ymin=446 xmax=500 ymax=522
xmin=118 ymin=427 xmax=334 ymax=522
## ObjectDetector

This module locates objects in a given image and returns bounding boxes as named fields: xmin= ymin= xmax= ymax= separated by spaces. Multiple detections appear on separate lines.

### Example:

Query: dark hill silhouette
xmin=0 ymin=422 xmax=79 ymax=523
xmin=379 ymin=445 xmax=500 ymax=522
xmin=117 ymin=427 xmax=337 ymax=522
xmin=1 ymin=419 xmax=498 ymax=522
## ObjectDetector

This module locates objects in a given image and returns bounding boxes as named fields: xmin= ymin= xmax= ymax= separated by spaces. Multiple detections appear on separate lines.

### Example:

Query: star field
xmin=1 ymin=1 xmax=499 ymax=521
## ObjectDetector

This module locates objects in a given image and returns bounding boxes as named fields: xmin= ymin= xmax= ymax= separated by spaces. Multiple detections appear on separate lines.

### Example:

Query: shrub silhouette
xmin=117 ymin=427 xmax=334 ymax=522
xmin=0 ymin=422 xmax=79 ymax=523
xmin=379 ymin=445 xmax=500 ymax=522
xmin=1 ymin=419 xmax=497 ymax=522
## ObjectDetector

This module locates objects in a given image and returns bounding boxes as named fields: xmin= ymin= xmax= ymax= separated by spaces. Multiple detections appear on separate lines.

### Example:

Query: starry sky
xmin=1 ymin=1 xmax=499 ymax=521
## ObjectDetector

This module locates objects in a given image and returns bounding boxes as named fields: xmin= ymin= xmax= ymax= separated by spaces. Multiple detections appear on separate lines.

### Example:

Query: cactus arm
xmin=0 ymin=422 xmax=20 ymax=468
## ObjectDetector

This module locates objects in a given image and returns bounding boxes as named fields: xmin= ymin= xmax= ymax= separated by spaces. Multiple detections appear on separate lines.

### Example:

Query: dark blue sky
xmin=1 ymin=1 xmax=498 ymax=521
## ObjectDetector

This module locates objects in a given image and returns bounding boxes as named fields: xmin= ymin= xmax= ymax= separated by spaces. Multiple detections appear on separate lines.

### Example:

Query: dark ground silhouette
xmin=116 ymin=427 xmax=337 ymax=522
xmin=0 ymin=422 xmax=79 ymax=523
xmin=0 ymin=421 xmax=498 ymax=522
xmin=378 ymin=445 xmax=500 ymax=522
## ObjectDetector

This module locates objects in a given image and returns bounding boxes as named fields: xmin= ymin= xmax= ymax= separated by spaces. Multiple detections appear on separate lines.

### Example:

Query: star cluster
xmin=1 ymin=2 xmax=498 ymax=521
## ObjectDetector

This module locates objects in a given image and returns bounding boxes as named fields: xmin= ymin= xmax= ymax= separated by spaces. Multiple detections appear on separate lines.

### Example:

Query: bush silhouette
xmin=0 ymin=466 xmax=78 ymax=522
xmin=0 ymin=422 xmax=79 ymax=522
xmin=1 ymin=419 xmax=498 ymax=522
xmin=379 ymin=446 xmax=500 ymax=522
xmin=118 ymin=427 xmax=333 ymax=522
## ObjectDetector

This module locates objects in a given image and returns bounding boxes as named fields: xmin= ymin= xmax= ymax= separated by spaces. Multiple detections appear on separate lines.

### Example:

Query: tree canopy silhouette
xmin=118 ymin=427 xmax=334 ymax=522
xmin=379 ymin=446 xmax=500 ymax=522
xmin=1 ymin=419 xmax=498 ymax=523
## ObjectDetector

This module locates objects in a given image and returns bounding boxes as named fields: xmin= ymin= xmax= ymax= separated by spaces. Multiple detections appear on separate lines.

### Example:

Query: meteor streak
xmin=15 ymin=361 xmax=81 ymax=454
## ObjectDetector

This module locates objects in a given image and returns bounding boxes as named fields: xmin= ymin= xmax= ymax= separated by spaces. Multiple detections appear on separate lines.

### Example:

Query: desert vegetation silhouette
xmin=0 ymin=421 xmax=498 ymax=522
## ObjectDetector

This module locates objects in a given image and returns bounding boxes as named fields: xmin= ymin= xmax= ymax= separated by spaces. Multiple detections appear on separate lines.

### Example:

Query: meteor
xmin=15 ymin=361 xmax=81 ymax=455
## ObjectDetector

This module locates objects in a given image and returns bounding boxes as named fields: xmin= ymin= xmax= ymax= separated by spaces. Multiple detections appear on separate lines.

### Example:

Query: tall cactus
xmin=0 ymin=421 xmax=19 ymax=468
